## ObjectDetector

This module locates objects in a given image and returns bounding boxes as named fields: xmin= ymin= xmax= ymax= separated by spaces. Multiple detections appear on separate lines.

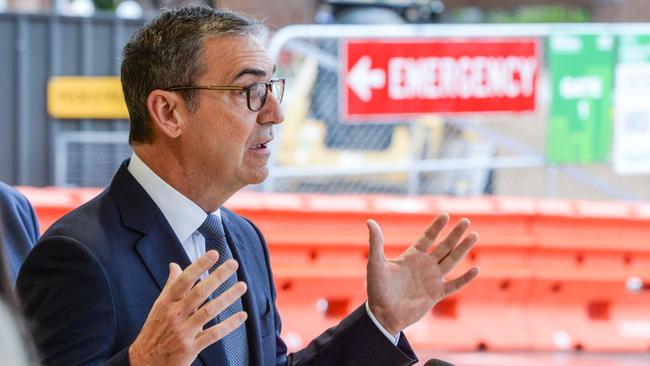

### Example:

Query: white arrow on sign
xmin=347 ymin=55 xmax=386 ymax=102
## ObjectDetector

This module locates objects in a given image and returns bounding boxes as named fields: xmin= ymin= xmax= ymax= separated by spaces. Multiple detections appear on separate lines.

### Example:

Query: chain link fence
xmin=5 ymin=12 xmax=650 ymax=201
xmin=257 ymin=24 xmax=650 ymax=201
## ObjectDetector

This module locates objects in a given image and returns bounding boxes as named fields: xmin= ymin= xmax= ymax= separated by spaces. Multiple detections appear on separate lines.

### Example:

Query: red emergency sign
xmin=343 ymin=39 xmax=539 ymax=119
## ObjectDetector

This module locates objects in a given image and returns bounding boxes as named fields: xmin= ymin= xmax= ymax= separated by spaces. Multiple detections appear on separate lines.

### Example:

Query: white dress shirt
xmin=127 ymin=152 xmax=399 ymax=345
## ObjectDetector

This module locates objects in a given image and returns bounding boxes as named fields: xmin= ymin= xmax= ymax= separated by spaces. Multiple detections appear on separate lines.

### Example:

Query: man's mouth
xmin=250 ymin=139 xmax=271 ymax=150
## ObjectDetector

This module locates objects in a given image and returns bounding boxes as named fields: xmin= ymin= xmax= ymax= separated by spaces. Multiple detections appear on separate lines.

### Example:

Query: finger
xmin=413 ymin=213 xmax=449 ymax=251
xmin=442 ymin=267 xmax=480 ymax=298
xmin=196 ymin=311 xmax=248 ymax=351
xmin=189 ymin=281 xmax=247 ymax=330
xmin=430 ymin=218 xmax=470 ymax=261
xmin=158 ymin=263 xmax=183 ymax=302
xmin=438 ymin=231 xmax=479 ymax=275
xmin=183 ymin=259 xmax=239 ymax=312
xmin=166 ymin=263 xmax=182 ymax=287
xmin=366 ymin=219 xmax=385 ymax=265
xmin=166 ymin=250 xmax=219 ymax=300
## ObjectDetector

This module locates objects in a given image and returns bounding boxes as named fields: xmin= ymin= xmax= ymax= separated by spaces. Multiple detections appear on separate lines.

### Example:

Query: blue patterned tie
xmin=197 ymin=214 xmax=249 ymax=366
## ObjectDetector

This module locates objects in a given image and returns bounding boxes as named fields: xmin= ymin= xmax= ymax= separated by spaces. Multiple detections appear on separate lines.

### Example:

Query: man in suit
xmin=0 ymin=182 xmax=39 ymax=285
xmin=17 ymin=6 xmax=479 ymax=366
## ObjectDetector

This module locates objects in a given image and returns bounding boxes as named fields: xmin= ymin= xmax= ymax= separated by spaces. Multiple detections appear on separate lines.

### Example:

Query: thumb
xmin=366 ymin=219 xmax=385 ymax=265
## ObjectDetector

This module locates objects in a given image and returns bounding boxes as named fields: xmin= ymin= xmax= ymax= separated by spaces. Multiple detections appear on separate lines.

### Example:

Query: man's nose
xmin=259 ymin=92 xmax=285 ymax=125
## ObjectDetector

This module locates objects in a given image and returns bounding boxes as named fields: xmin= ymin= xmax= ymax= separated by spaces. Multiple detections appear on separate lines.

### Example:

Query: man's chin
xmin=244 ymin=168 xmax=269 ymax=186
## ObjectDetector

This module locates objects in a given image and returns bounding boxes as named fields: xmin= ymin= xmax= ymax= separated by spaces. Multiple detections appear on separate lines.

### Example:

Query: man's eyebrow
xmin=231 ymin=65 xmax=277 ymax=82
xmin=232 ymin=68 xmax=266 ymax=82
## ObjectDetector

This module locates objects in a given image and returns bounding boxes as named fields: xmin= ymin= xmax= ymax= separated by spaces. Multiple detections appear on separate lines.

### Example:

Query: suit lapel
xmin=134 ymin=220 xmax=229 ymax=366
xmin=109 ymin=161 xmax=192 ymax=294
xmin=134 ymin=217 xmax=191 ymax=292
xmin=110 ymin=161 xmax=227 ymax=366
xmin=222 ymin=210 xmax=264 ymax=366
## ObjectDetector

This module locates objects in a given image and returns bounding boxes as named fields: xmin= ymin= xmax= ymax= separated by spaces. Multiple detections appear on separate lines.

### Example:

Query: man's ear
xmin=146 ymin=90 xmax=186 ymax=139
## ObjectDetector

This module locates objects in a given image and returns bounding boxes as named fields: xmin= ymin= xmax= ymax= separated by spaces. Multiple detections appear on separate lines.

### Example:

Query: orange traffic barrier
xmin=17 ymin=187 xmax=102 ymax=232
xmin=227 ymin=194 xmax=540 ymax=351
xmin=228 ymin=194 xmax=650 ymax=352
xmin=18 ymin=188 xmax=650 ymax=352
xmin=524 ymin=200 xmax=650 ymax=352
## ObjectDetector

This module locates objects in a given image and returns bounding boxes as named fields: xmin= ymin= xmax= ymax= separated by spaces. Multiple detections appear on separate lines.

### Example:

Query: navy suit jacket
xmin=17 ymin=163 xmax=417 ymax=366
xmin=0 ymin=182 xmax=39 ymax=285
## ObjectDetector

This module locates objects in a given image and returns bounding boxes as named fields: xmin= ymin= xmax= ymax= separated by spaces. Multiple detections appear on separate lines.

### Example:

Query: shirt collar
xmin=127 ymin=152 xmax=221 ymax=243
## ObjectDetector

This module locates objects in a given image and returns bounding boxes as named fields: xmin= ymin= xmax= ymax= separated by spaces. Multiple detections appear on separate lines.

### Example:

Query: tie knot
xmin=197 ymin=214 xmax=224 ymax=241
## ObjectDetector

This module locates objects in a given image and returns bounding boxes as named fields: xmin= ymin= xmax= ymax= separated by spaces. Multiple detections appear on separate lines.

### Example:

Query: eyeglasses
xmin=165 ymin=78 xmax=285 ymax=112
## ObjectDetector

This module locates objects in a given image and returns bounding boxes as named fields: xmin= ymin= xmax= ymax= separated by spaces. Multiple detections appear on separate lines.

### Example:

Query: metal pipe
xmin=269 ymin=155 xmax=546 ymax=178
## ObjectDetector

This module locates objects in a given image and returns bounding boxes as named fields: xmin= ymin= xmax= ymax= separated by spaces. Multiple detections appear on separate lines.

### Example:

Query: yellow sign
xmin=48 ymin=77 xmax=129 ymax=119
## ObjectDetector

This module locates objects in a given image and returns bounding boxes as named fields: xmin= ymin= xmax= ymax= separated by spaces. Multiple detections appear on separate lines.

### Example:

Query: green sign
xmin=548 ymin=34 xmax=615 ymax=163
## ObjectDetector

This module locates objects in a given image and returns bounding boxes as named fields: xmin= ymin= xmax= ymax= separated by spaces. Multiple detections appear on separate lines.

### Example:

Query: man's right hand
xmin=128 ymin=250 xmax=248 ymax=366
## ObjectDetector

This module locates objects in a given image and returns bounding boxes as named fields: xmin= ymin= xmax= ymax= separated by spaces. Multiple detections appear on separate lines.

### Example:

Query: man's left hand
xmin=366 ymin=213 xmax=479 ymax=336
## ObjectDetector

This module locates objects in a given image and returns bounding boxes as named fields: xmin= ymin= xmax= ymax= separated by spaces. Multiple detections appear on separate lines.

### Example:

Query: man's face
xmin=182 ymin=35 xmax=284 ymax=191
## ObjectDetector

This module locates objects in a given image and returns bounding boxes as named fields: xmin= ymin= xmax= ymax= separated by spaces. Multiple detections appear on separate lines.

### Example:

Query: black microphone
xmin=423 ymin=359 xmax=455 ymax=366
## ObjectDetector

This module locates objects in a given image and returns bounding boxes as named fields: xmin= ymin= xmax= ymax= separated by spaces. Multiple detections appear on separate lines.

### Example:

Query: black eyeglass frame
xmin=164 ymin=78 xmax=285 ymax=112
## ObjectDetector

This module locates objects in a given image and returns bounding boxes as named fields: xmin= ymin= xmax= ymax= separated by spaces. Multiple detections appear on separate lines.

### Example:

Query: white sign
xmin=387 ymin=56 xmax=537 ymax=100
xmin=347 ymin=55 xmax=386 ymax=102
xmin=613 ymin=63 xmax=650 ymax=175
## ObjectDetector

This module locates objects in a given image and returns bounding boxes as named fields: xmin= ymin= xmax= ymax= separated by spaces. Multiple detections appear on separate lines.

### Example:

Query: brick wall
xmin=7 ymin=0 xmax=49 ymax=12
xmin=2 ymin=1 xmax=649 ymax=24
xmin=446 ymin=0 xmax=650 ymax=22
xmin=217 ymin=0 xmax=319 ymax=30
xmin=590 ymin=0 xmax=650 ymax=22
xmin=216 ymin=0 xmax=650 ymax=27
xmin=447 ymin=0 xmax=592 ymax=9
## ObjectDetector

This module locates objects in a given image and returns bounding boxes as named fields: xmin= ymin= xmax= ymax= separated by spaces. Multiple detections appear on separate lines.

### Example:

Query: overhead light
xmin=116 ymin=0 xmax=143 ymax=19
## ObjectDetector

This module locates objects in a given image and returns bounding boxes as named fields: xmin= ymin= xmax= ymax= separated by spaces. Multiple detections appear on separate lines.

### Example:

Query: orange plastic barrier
xmin=525 ymin=200 xmax=650 ymax=352
xmin=17 ymin=187 xmax=102 ymax=232
xmin=227 ymin=194 xmax=650 ymax=352
xmin=19 ymin=188 xmax=650 ymax=352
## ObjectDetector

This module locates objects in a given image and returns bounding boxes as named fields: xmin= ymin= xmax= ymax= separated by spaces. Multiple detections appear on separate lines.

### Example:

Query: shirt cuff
xmin=365 ymin=301 xmax=400 ymax=346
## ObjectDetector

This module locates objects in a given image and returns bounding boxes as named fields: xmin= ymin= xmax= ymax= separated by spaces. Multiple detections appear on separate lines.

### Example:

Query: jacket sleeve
xmin=0 ymin=183 xmax=40 ymax=284
xmin=16 ymin=236 xmax=129 ymax=366
xmin=285 ymin=304 xmax=418 ymax=366
xmin=24 ymin=192 xmax=40 ymax=245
